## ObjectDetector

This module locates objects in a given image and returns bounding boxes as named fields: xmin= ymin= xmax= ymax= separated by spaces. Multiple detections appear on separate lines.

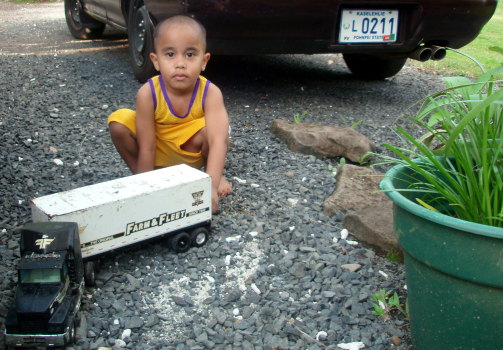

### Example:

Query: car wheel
xmin=169 ymin=232 xmax=192 ymax=253
xmin=84 ymin=261 xmax=96 ymax=287
xmin=190 ymin=227 xmax=210 ymax=247
xmin=64 ymin=0 xmax=105 ymax=40
xmin=342 ymin=53 xmax=407 ymax=79
xmin=128 ymin=1 xmax=157 ymax=83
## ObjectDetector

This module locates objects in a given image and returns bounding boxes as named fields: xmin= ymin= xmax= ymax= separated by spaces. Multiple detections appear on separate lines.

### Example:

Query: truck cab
xmin=4 ymin=222 xmax=84 ymax=348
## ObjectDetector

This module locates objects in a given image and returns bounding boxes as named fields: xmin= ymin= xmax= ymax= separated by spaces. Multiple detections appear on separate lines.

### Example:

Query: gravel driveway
xmin=0 ymin=2 xmax=446 ymax=349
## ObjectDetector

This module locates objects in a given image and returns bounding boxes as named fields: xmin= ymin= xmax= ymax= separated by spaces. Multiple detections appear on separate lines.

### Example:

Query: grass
xmin=413 ymin=2 xmax=502 ymax=78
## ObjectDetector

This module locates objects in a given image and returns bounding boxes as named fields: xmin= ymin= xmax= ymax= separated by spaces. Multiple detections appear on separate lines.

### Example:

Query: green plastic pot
xmin=380 ymin=161 xmax=503 ymax=350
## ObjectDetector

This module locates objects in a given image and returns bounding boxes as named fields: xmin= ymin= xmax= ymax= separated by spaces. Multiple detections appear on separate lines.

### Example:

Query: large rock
xmin=323 ymin=164 xmax=400 ymax=256
xmin=323 ymin=164 xmax=388 ymax=218
xmin=270 ymin=119 xmax=375 ymax=163
xmin=344 ymin=207 xmax=401 ymax=257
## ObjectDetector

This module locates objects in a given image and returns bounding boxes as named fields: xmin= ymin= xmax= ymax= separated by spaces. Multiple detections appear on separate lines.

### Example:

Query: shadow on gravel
xmin=204 ymin=54 xmax=414 ymax=122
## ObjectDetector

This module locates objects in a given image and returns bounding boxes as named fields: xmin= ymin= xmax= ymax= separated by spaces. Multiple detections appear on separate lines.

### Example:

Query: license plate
xmin=339 ymin=9 xmax=399 ymax=43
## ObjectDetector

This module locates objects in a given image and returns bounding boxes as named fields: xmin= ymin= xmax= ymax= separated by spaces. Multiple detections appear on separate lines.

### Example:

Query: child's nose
xmin=175 ymin=58 xmax=186 ymax=69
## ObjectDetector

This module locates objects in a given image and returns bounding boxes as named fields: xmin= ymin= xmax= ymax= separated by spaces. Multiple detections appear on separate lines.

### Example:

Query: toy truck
xmin=30 ymin=164 xmax=212 ymax=286
xmin=4 ymin=222 xmax=84 ymax=349
xmin=4 ymin=165 xmax=213 ymax=348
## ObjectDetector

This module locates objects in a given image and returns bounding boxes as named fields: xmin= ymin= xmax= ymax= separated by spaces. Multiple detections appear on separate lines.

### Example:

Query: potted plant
xmin=379 ymin=53 xmax=502 ymax=350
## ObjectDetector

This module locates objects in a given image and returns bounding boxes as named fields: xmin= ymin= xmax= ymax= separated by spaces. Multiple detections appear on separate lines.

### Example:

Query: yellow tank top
xmin=147 ymin=74 xmax=210 ymax=132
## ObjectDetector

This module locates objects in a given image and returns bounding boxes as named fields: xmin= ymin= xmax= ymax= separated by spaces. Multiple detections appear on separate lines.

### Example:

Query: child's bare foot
xmin=218 ymin=177 xmax=232 ymax=196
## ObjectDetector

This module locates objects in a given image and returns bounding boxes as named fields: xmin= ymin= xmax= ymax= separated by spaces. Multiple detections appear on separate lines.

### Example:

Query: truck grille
xmin=18 ymin=315 xmax=48 ymax=332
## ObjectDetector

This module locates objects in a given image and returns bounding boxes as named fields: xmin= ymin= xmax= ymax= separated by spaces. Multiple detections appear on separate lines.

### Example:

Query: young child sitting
xmin=108 ymin=15 xmax=231 ymax=213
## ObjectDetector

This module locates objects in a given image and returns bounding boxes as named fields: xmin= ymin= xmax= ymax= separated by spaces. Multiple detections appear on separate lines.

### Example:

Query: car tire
xmin=169 ymin=232 xmax=192 ymax=253
xmin=64 ymin=0 xmax=105 ymax=40
xmin=128 ymin=1 xmax=157 ymax=83
xmin=190 ymin=227 xmax=210 ymax=247
xmin=342 ymin=53 xmax=407 ymax=79
xmin=84 ymin=261 xmax=96 ymax=287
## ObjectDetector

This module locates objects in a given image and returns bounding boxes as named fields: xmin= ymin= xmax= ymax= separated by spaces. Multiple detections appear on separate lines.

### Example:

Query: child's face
xmin=150 ymin=22 xmax=210 ymax=92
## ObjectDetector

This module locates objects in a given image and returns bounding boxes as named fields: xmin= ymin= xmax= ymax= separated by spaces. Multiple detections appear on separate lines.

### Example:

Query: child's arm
xmin=135 ymin=83 xmax=157 ymax=173
xmin=204 ymin=83 xmax=230 ymax=211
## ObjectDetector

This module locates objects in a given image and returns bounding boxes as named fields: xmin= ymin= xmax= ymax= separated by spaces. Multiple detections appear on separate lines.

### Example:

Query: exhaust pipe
xmin=409 ymin=46 xmax=433 ymax=62
xmin=431 ymin=46 xmax=447 ymax=61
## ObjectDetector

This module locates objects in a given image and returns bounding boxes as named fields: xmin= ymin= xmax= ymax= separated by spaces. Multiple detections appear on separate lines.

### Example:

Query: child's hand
xmin=211 ymin=178 xmax=231 ymax=214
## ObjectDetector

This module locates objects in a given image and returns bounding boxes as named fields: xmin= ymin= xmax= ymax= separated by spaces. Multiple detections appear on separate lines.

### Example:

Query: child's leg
xmin=108 ymin=109 xmax=139 ymax=173
xmin=181 ymin=127 xmax=232 ymax=196
xmin=109 ymin=122 xmax=138 ymax=173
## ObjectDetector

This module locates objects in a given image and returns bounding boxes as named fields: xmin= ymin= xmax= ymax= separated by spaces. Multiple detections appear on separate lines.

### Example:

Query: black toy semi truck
xmin=4 ymin=222 xmax=85 ymax=348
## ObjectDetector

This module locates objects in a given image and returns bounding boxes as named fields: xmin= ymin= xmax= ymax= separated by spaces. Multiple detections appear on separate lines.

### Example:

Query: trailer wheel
xmin=84 ymin=261 xmax=96 ymax=286
xmin=190 ymin=227 xmax=209 ymax=247
xmin=169 ymin=232 xmax=191 ymax=253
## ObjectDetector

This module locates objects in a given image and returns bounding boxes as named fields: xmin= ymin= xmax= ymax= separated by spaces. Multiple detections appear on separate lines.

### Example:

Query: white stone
xmin=114 ymin=339 xmax=126 ymax=348
xmin=121 ymin=329 xmax=131 ymax=339
xmin=287 ymin=198 xmax=298 ymax=206
xmin=337 ymin=342 xmax=365 ymax=350
xmin=232 ymin=176 xmax=247 ymax=184
xmin=378 ymin=270 xmax=389 ymax=279
xmin=316 ymin=331 xmax=328 ymax=341
xmin=206 ymin=275 xmax=215 ymax=283
xmin=251 ymin=283 xmax=261 ymax=295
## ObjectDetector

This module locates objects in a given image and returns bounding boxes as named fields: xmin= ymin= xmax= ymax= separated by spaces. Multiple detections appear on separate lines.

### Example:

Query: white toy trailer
xmin=30 ymin=164 xmax=212 ymax=286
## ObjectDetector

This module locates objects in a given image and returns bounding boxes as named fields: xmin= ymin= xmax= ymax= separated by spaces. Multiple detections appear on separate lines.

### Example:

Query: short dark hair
xmin=153 ymin=15 xmax=207 ymax=51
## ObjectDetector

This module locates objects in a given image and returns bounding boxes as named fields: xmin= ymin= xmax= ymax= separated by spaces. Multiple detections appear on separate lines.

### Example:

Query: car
xmin=64 ymin=0 xmax=497 ymax=82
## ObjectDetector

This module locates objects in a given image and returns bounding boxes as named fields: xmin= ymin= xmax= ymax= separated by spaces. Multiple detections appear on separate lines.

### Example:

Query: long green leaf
xmin=446 ymin=89 xmax=503 ymax=151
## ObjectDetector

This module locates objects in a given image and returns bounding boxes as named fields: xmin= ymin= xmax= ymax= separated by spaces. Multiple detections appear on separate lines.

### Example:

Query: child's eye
xmin=186 ymin=52 xmax=194 ymax=58
xmin=167 ymin=52 xmax=174 ymax=57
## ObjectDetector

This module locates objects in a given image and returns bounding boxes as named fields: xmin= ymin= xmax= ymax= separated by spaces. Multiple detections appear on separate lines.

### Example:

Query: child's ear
xmin=150 ymin=52 xmax=160 ymax=71
xmin=202 ymin=52 xmax=211 ymax=71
